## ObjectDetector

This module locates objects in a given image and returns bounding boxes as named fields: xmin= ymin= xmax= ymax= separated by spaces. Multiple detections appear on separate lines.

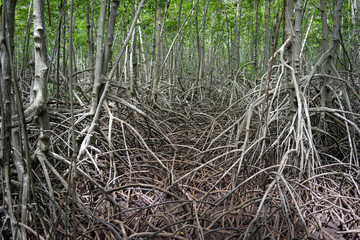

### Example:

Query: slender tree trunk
xmin=102 ymin=0 xmax=120 ymax=74
xmin=284 ymin=0 xmax=296 ymax=112
xmin=130 ymin=5 xmax=137 ymax=96
xmin=319 ymin=0 xmax=331 ymax=129
xmin=0 ymin=2 xmax=14 ymax=173
xmin=56 ymin=0 xmax=65 ymax=107
xmin=187 ymin=20 xmax=193 ymax=78
xmin=124 ymin=39 xmax=129 ymax=83
xmin=138 ymin=24 xmax=149 ymax=84
xmin=175 ymin=0 xmax=183 ymax=81
xmin=20 ymin=0 xmax=33 ymax=79
xmin=350 ymin=0 xmax=359 ymax=70
xmin=328 ymin=0 xmax=343 ymax=61
xmin=1 ymin=1 xmax=31 ymax=238
xmin=0 ymin=6 xmax=14 ymax=237
xmin=264 ymin=0 xmax=270 ymax=68
xmin=293 ymin=0 xmax=302 ymax=80
xmin=90 ymin=0 xmax=107 ymax=114
xmin=150 ymin=0 xmax=158 ymax=86
xmin=68 ymin=0 xmax=78 ymax=237
xmin=62 ymin=7 xmax=67 ymax=82
xmin=233 ymin=0 xmax=243 ymax=76
xmin=253 ymin=0 xmax=260 ymax=79
xmin=320 ymin=0 xmax=329 ymax=52
xmin=199 ymin=0 xmax=209 ymax=99
xmin=86 ymin=0 xmax=95 ymax=86
xmin=194 ymin=1 xmax=201 ymax=84
xmin=150 ymin=3 xmax=162 ymax=104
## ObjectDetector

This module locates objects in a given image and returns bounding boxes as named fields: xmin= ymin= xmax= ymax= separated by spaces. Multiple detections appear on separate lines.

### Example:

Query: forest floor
xmin=35 ymin=95 xmax=360 ymax=240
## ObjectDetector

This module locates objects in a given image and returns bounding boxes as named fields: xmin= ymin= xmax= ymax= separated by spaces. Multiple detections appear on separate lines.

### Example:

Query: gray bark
xmin=264 ymin=0 xmax=270 ymax=69
xmin=27 ymin=0 xmax=50 ymax=152
xmin=90 ymin=0 xmax=107 ymax=114
xmin=150 ymin=4 xmax=162 ymax=104
xmin=78 ymin=0 xmax=146 ymax=161
xmin=320 ymin=0 xmax=331 ymax=125
xmin=293 ymin=0 xmax=302 ymax=79
xmin=102 ymin=0 xmax=120 ymax=74
xmin=86 ymin=1 xmax=94 ymax=86
xmin=233 ymin=0 xmax=243 ymax=75
xmin=284 ymin=0 xmax=296 ymax=112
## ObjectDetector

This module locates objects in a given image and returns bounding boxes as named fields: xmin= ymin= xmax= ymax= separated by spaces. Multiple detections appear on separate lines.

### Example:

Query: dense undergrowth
xmin=12 ymin=60 xmax=359 ymax=240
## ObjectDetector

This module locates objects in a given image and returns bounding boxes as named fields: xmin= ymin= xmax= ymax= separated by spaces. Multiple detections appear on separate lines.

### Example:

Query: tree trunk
xmin=129 ymin=5 xmax=138 ymax=97
xmin=31 ymin=0 xmax=50 ymax=152
xmin=102 ymin=0 xmax=120 ymax=74
xmin=1 ymin=1 xmax=29 ymax=238
xmin=264 ymin=0 xmax=270 ymax=68
xmin=319 ymin=0 xmax=331 ymax=130
xmin=233 ymin=0 xmax=243 ymax=76
xmin=284 ymin=0 xmax=296 ymax=112
xmin=20 ymin=1 xmax=33 ymax=80
xmin=56 ymin=0 xmax=65 ymax=107
xmin=138 ymin=24 xmax=149 ymax=85
xmin=90 ymin=0 xmax=107 ymax=114
xmin=198 ymin=0 xmax=209 ymax=99
xmin=150 ymin=3 xmax=162 ymax=104
xmin=253 ymin=0 xmax=260 ymax=79
xmin=293 ymin=0 xmax=302 ymax=80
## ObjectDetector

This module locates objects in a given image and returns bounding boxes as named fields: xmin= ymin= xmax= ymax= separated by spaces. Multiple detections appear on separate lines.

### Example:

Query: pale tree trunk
xmin=20 ymin=0 xmax=33 ymax=79
xmin=175 ymin=0 xmax=183 ymax=81
xmin=90 ymin=0 xmax=120 ymax=115
xmin=293 ymin=0 xmax=302 ymax=81
xmin=86 ymin=1 xmax=94 ymax=86
xmin=129 ymin=5 xmax=138 ymax=96
xmin=90 ymin=0 xmax=107 ymax=114
xmin=62 ymin=7 xmax=67 ymax=82
xmin=102 ymin=0 xmax=120 ymax=74
xmin=350 ymin=0 xmax=359 ymax=70
xmin=195 ymin=0 xmax=210 ymax=85
xmin=56 ymin=0 xmax=65 ymax=107
xmin=253 ymin=0 xmax=260 ymax=79
xmin=198 ymin=0 xmax=209 ymax=99
xmin=31 ymin=0 xmax=50 ymax=152
xmin=138 ymin=24 xmax=149 ymax=84
xmin=194 ymin=2 xmax=200 ymax=83
xmin=167 ymin=4 xmax=181 ymax=102
xmin=150 ymin=3 xmax=162 ymax=104
xmin=264 ymin=0 xmax=270 ymax=68
xmin=319 ymin=0 xmax=331 ymax=129
xmin=187 ymin=20 xmax=193 ymax=79
xmin=150 ymin=0 xmax=158 ymax=86
xmin=284 ymin=0 xmax=302 ymax=113
xmin=124 ymin=38 xmax=129 ymax=83
xmin=222 ymin=3 xmax=231 ymax=72
xmin=68 ymin=0 xmax=78 ymax=235
xmin=30 ymin=0 xmax=52 ymax=231
xmin=233 ymin=0 xmax=242 ymax=76
xmin=68 ymin=0 xmax=77 ymax=160
xmin=284 ymin=0 xmax=296 ymax=112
